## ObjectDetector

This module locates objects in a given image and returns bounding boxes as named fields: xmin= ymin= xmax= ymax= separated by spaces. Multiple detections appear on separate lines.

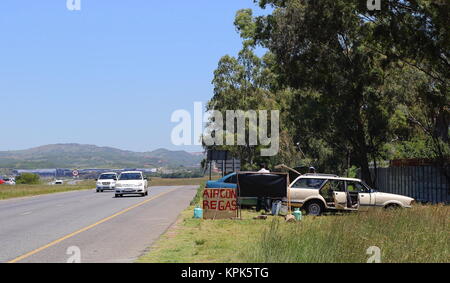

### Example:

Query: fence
xmin=367 ymin=166 xmax=449 ymax=204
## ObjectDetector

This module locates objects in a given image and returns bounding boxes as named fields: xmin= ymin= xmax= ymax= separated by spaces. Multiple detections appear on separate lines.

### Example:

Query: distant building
xmin=12 ymin=167 xmax=160 ymax=179
xmin=136 ymin=168 xmax=158 ymax=173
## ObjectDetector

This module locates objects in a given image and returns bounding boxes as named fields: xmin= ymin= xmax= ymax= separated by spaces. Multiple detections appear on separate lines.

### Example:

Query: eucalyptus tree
xmin=235 ymin=1 xmax=400 ymax=185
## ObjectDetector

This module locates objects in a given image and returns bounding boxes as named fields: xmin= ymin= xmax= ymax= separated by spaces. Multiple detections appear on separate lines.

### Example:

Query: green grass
xmin=138 ymin=187 xmax=449 ymax=263
xmin=0 ymin=180 xmax=95 ymax=200
xmin=249 ymin=205 xmax=449 ymax=263
xmin=136 ymin=208 xmax=265 ymax=263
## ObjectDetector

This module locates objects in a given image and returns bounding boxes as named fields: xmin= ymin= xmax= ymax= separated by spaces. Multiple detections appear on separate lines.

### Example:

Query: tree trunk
xmin=353 ymin=109 xmax=375 ymax=188
xmin=435 ymin=109 xmax=449 ymax=143
xmin=357 ymin=152 xmax=375 ymax=188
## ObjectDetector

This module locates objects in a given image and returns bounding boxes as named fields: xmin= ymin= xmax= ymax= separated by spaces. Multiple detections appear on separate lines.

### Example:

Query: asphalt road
xmin=0 ymin=185 xmax=198 ymax=263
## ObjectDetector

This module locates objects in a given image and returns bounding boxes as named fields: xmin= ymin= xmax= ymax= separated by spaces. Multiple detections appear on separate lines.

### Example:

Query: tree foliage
xmin=207 ymin=0 xmax=449 ymax=185
xmin=16 ymin=173 xmax=40 ymax=185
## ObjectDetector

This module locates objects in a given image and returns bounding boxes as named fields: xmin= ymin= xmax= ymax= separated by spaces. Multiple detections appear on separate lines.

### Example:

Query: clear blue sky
xmin=0 ymin=0 xmax=268 ymax=152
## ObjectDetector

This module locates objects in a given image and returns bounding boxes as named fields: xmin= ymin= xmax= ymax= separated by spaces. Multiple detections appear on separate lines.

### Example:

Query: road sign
xmin=207 ymin=150 xmax=230 ymax=161
xmin=72 ymin=170 xmax=79 ymax=177
xmin=216 ymin=159 xmax=241 ymax=173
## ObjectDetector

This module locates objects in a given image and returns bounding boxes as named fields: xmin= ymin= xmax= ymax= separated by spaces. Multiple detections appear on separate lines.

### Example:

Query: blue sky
xmin=0 ymin=0 xmax=268 ymax=152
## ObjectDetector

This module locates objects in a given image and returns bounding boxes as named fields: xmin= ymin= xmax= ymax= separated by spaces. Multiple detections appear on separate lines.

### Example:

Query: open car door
xmin=347 ymin=181 xmax=368 ymax=210
xmin=333 ymin=191 xmax=348 ymax=209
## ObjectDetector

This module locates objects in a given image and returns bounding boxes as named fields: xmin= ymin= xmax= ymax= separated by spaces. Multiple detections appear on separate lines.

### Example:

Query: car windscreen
xmin=119 ymin=173 xmax=142 ymax=180
xmin=99 ymin=174 xmax=116 ymax=180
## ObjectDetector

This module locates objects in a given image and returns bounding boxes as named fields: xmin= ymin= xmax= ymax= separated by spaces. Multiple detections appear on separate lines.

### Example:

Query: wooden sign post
xmin=202 ymin=188 xmax=238 ymax=219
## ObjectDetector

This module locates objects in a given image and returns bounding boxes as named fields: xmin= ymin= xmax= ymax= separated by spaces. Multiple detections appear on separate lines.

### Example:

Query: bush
xmin=16 ymin=173 xmax=40 ymax=185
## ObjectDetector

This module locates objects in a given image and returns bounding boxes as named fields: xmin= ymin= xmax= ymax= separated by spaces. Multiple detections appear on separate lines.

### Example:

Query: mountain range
xmin=0 ymin=144 xmax=204 ymax=169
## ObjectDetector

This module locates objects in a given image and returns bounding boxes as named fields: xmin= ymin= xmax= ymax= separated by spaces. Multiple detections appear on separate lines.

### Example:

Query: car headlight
xmin=136 ymin=183 xmax=143 ymax=187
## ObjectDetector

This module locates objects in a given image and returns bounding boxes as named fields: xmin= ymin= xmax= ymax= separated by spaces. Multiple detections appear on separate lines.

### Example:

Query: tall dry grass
xmin=248 ymin=205 xmax=449 ymax=263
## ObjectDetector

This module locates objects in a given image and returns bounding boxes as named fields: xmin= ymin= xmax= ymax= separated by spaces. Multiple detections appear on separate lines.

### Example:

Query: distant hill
xmin=0 ymin=144 xmax=204 ymax=169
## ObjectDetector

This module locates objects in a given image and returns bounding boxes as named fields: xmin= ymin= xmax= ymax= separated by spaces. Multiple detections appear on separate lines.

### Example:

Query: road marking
xmin=21 ymin=211 xmax=32 ymax=216
xmin=8 ymin=188 xmax=179 ymax=263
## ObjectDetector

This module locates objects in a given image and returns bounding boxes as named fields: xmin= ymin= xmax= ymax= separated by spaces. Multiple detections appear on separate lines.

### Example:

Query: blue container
xmin=293 ymin=208 xmax=302 ymax=221
xmin=194 ymin=206 xmax=203 ymax=219
xmin=272 ymin=201 xmax=282 ymax=216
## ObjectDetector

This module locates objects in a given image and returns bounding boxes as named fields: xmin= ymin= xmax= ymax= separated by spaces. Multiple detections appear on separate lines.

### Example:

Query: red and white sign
xmin=72 ymin=170 xmax=79 ymax=177
xmin=202 ymin=188 xmax=238 ymax=219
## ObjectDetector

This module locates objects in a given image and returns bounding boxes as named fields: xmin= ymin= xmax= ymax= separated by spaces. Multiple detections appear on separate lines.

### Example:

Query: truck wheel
xmin=305 ymin=201 xmax=324 ymax=216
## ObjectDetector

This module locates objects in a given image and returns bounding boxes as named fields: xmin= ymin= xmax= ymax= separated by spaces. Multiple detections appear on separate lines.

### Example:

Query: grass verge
xmin=138 ymin=185 xmax=449 ymax=263
xmin=249 ymin=205 xmax=449 ymax=263
xmin=0 ymin=180 xmax=95 ymax=200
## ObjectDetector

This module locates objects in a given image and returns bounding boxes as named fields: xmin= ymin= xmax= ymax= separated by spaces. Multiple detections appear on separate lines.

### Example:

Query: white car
xmin=54 ymin=180 xmax=64 ymax=185
xmin=115 ymin=171 xmax=148 ymax=197
xmin=287 ymin=174 xmax=415 ymax=216
xmin=3 ymin=178 xmax=16 ymax=185
xmin=96 ymin=172 xmax=118 ymax=192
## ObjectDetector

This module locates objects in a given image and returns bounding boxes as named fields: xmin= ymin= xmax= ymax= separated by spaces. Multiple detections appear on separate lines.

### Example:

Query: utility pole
xmin=209 ymin=161 xmax=212 ymax=180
